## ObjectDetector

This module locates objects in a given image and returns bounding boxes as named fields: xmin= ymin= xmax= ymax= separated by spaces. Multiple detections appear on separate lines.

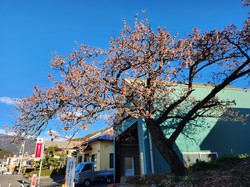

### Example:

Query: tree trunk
xmin=145 ymin=119 xmax=186 ymax=176
xmin=164 ymin=145 xmax=186 ymax=176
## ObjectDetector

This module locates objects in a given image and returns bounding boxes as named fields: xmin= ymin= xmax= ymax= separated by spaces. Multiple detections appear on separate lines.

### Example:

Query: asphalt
xmin=0 ymin=174 xmax=27 ymax=187
xmin=0 ymin=174 xmax=63 ymax=187
xmin=0 ymin=174 xmax=108 ymax=187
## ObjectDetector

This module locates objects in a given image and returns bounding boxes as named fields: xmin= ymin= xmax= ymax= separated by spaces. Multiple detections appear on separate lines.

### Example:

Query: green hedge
xmin=25 ymin=169 xmax=52 ymax=178
xmin=26 ymin=167 xmax=66 ymax=179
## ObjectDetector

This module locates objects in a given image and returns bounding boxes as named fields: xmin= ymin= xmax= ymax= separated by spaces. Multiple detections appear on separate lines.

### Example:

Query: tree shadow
xmin=17 ymin=179 xmax=30 ymax=186
xmin=49 ymin=167 xmax=65 ymax=184
xmin=201 ymin=108 xmax=250 ymax=156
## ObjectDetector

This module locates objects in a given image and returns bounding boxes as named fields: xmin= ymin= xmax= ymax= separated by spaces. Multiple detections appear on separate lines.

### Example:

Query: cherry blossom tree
xmin=13 ymin=3 xmax=250 ymax=176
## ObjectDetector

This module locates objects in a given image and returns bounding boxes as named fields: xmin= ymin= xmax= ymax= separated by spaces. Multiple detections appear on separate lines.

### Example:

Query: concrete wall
xmin=140 ymin=86 xmax=250 ymax=173
xmin=115 ymin=85 xmax=250 ymax=176
xmin=176 ymin=87 xmax=250 ymax=154
xmin=100 ymin=141 xmax=114 ymax=170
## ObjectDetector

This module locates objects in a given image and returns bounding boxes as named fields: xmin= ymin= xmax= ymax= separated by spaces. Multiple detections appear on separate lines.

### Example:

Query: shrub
xmin=191 ymin=160 xmax=219 ymax=171
xmin=190 ymin=154 xmax=250 ymax=172
xmin=51 ymin=166 xmax=66 ymax=176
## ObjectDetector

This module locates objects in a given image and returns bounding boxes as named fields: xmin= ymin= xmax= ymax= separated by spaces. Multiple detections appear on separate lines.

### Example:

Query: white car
xmin=3 ymin=171 xmax=12 ymax=175
xmin=0 ymin=167 xmax=8 ymax=175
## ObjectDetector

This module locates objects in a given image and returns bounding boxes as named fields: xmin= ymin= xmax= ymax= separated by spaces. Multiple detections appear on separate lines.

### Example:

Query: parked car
xmin=0 ymin=166 xmax=8 ymax=175
xmin=2 ymin=171 xmax=12 ymax=175
xmin=74 ymin=162 xmax=113 ymax=187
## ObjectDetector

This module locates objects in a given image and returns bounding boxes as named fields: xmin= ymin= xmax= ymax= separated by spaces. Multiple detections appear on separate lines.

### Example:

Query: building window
xmin=78 ymin=156 xmax=82 ymax=164
xmin=109 ymin=153 xmax=114 ymax=168
xmin=84 ymin=153 xmax=89 ymax=162
xmin=91 ymin=154 xmax=97 ymax=166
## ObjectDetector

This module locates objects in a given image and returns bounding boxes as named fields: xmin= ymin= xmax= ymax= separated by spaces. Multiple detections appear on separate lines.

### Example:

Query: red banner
xmin=34 ymin=138 xmax=44 ymax=159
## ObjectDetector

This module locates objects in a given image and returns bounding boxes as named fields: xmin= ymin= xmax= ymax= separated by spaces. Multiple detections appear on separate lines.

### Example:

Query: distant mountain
xmin=0 ymin=135 xmax=36 ymax=156
xmin=0 ymin=149 xmax=13 ymax=159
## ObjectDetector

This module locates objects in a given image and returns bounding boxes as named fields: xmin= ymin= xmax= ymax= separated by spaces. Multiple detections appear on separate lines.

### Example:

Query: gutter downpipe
xmin=148 ymin=132 xmax=155 ymax=174
xmin=113 ymin=126 xmax=117 ymax=183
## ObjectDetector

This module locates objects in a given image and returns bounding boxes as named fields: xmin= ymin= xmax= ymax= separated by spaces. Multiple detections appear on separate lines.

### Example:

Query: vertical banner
xmin=30 ymin=174 xmax=37 ymax=187
xmin=34 ymin=138 xmax=44 ymax=160
xmin=65 ymin=157 xmax=76 ymax=187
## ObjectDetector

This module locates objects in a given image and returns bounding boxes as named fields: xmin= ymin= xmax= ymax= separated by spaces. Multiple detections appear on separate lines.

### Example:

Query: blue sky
xmin=0 ymin=0 xmax=248 ymax=139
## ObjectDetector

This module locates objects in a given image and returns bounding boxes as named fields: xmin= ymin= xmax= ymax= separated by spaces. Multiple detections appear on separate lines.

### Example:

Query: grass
xmin=25 ymin=167 xmax=66 ymax=178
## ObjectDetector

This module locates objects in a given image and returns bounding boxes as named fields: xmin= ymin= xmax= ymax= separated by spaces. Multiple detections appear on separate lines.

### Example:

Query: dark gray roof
xmin=44 ymin=140 xmax=79 ymax=149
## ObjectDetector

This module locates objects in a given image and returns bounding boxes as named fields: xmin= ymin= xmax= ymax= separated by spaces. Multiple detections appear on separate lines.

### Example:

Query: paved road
xmin=0 ymin=174 xmax=63 ymax=187
xmin=0 ymin=174 xmax=108 ymax=187
xmin=0 ymin=174 xmax=24 ymax=187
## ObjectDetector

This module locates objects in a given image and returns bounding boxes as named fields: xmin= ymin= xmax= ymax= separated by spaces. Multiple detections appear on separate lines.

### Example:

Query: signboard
xmin=34 ymin=138 xmax=44 ymax=160
xmin=30 ymin=174 xmax=37 ymax=187
xmin=65 ymin=157 xmax=76 ymax=187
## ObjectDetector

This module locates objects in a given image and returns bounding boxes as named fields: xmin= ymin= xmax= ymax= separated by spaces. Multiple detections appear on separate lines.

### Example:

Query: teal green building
xmin=114 ymin=85 xmax=250 ymax=182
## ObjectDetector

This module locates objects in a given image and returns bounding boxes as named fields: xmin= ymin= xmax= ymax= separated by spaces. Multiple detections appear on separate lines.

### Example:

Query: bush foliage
xmin=191 ymin=154 xmax=250 ymax=171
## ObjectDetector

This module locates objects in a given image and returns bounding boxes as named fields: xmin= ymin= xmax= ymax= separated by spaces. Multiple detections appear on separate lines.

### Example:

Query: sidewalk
xmin=36 ymin=175 xmax=64 ymax=187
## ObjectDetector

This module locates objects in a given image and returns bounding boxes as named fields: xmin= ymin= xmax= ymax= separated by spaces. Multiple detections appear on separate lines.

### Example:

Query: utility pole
xmin=18 ymin=140 xmax=25 ymax=174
